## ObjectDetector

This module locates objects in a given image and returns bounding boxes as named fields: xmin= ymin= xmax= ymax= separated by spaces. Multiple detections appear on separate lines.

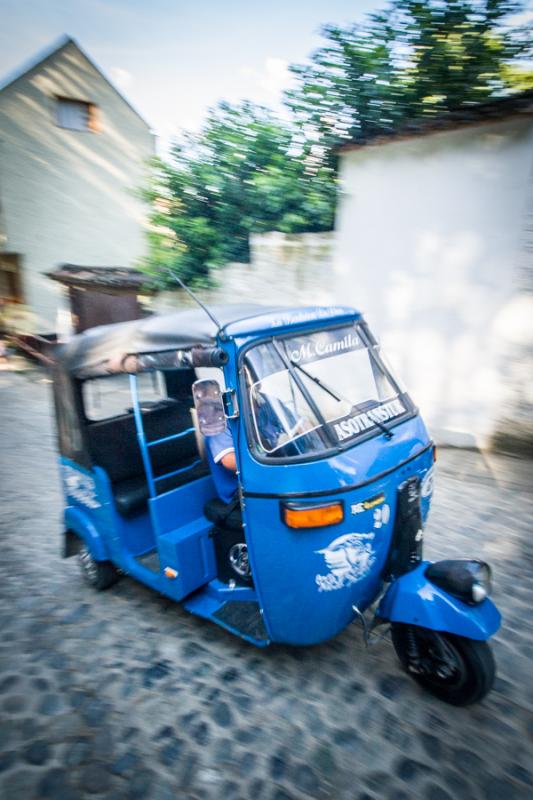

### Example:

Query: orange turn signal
xmin=164 ymin=567 xmax=178 ymax=579
xmin=433 ymin=444 xmax=438 ymax=462
xmin=282 ymin=502 xmax=344 ymax=529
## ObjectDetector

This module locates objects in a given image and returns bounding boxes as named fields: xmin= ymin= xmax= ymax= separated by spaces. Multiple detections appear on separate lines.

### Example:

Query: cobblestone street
xmin=1 ymin=366 xmax=532 ymax=800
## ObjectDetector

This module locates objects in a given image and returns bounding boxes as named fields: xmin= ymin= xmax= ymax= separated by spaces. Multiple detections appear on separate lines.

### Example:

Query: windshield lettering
xmin=333 ymin=398 xmax=406 ymax=442
xmin=288 ymin=331 xmax=361 ymax=364
xmin=244 ymin=324 xmax=409 ymax=459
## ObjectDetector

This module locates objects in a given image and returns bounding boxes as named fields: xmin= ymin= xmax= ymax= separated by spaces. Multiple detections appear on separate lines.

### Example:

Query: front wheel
xmin=78 ymin=543 xmax=119 ymax=591
xmin=391 ymin=623 xmax=495 ymax=706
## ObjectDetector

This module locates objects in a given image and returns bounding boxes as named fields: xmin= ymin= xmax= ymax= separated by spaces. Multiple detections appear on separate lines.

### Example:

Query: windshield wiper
xmin=272 ymin=340 xmax=336 ymax=448
xmin=290 ymin=359 xmax=394 ymax=439
xmin=365 ymin=413 xmax=394 ymax=439
xmin=290 ymin=360 xmax=343 ymax=402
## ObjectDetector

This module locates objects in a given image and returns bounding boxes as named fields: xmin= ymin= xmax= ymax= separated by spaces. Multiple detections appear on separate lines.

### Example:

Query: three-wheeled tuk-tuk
xmin=52 ymin=304 xmax=501 ymax=705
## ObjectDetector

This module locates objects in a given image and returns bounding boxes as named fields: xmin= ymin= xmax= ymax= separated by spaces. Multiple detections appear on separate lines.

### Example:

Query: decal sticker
xmin=351 ymin=492 xmax=385 ymax=515
xmin=269 ymin=307 xmax=352 ymax=329
xmin=315 ymin=533 xmax=375 ymax=592
xmin=372 ymin=504 xmax=390 ymax=529
xmin=332 ymin=398 xmax=406 ymax=442
xmin=62 ymin=465 xmax=101 ymax=510
xmin=421 ymin=467 xmax=434 ymax=498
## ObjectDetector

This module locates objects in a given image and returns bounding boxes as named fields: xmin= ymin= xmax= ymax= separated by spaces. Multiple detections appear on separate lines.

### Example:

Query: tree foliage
xmin=142 ymin=102 xmax=336 ymax=287
xmin=143 ymin=0 xmax=532 ymax=285
xmin=287 ymin=0 xmax=532 ymax=161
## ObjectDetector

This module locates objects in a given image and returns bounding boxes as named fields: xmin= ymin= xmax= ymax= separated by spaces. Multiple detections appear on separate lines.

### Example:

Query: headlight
xmin=425 ymin=559 xmax=492 ymax=605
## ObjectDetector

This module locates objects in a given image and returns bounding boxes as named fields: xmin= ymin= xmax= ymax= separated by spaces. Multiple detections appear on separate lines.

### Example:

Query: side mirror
xmin=192 ymin=379 xmax=226 ymax=436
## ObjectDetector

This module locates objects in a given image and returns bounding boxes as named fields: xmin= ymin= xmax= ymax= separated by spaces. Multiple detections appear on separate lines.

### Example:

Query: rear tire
xmin=391 ymin=623 xmax=495 ymax=706
xmin=78 ymin=543 xmax=119 ymax=591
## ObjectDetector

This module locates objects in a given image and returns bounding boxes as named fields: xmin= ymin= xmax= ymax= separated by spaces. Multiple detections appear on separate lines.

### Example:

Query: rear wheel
xmin=391 ymin=623 xmax=495 ymax=706
xmin=78 ymin=543 xmax=119 ymax=591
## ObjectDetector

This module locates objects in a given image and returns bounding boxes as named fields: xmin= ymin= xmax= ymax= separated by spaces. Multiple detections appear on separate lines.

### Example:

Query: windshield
xmin=243 ymin=323 xmax=409 ymax=459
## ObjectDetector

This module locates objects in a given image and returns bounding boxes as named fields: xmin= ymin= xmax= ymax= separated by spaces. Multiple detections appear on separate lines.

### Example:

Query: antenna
xmin=164 ymin=269 xmax=221 ymax=330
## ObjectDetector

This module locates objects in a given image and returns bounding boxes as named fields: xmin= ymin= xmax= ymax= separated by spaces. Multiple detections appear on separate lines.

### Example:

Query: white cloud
xmin=241 ymin=57 xmax=293 ymax=103
xmin=260 ymin=57 xmax=291 ymax=96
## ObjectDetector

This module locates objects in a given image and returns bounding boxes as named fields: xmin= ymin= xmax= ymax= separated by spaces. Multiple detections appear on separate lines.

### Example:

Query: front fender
xmin=378 ymin=561 xmax=501 ymax=641
xmin=64 ymin=506 xmax=109 ymax=562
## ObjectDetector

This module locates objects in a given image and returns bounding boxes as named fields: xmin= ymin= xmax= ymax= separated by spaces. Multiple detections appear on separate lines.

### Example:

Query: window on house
xmin=0 ymin=253 xmax=23 ymax=302
xmin=56 ymin=98 xmax=100 ymax=132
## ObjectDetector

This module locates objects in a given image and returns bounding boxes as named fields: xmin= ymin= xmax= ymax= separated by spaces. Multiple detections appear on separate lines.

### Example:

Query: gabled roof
xmin=338 ymin=89 xmax=533 ymax=153
xmin=0 ymin=34 xmax=152 ymax=130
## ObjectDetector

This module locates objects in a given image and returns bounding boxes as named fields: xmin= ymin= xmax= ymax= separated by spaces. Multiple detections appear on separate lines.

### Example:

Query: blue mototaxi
xmin=52 ymin=304 xmax=501 ymax=705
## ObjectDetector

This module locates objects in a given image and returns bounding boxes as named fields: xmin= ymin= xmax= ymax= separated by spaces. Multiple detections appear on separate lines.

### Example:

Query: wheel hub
xmin=405 ymin=626 xmax=462 ymax=683
xmin=228 ymin=543 xmax=250 ymax=577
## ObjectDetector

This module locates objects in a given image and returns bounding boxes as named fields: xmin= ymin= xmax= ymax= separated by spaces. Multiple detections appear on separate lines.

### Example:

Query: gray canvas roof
xmin=55 ymin=305 xmax=289 ymax=378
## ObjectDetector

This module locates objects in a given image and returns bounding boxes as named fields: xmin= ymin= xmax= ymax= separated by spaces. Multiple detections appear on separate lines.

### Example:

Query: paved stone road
xmin=1 ymin=367 xmax=532 ymax=800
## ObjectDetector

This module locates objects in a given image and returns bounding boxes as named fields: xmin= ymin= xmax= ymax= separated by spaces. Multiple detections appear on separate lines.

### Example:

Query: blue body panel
xmin=60 ymin=458 xmax=265 ymax=638
xmin=64 ymin=505 xmax=109 ymax=561
xmin=61 ymin=459 xmax=115 ymax=560
xmin=239 ymin=437 xmax=434 ymax=645
xmin=150 ymin=477 xmax=218 ymax=601
xmin=378 ymin=562 xmax=502 ymax=640
xmin=219 ymin=323 xmax=434 ymax=645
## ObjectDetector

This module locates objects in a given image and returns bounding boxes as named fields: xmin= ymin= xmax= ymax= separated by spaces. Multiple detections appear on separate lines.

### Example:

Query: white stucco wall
xmin=154 ymin=232 xmax=336 ymax=312
xmin=0 ymin=40 xmax=154 ymax=326
xmin=334 ymin=117 xmax=533 ymax=449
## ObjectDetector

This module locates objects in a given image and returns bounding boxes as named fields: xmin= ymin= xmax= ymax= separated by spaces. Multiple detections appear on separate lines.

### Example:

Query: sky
xmin=0 ymin=0 xmax=383 ymax=153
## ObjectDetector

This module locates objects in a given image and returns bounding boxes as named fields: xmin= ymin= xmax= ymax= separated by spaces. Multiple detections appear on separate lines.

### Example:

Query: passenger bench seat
xmin=87 ymin=400 xmax=208 ymax=517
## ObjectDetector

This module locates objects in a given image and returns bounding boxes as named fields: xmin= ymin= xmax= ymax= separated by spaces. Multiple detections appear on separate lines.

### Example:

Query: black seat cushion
xmin=87 ymin=398 xmax=209 ymax=517
xmin=88 ymin=401 xmax=198 ymax=484
xmin=204 ymin=497 xmax=242 ymax=531
xmin=113 ymin=475 xmax=149 ymax=517
xmin=114 ymin=461 xmax=209 ymax=517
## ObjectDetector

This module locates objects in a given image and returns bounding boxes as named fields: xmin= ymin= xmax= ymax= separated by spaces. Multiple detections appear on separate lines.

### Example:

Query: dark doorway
xmin=69 ymin=287 xmax=142 ymax=332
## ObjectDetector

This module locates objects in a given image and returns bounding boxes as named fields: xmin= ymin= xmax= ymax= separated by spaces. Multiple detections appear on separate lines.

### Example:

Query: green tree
xmin=142 ymin=102 xmax=336 ymax=287
xmin=286 ymin=0 xmax=532 ymax=161
xmin=143 ymin=1 xmax=532 ymax=285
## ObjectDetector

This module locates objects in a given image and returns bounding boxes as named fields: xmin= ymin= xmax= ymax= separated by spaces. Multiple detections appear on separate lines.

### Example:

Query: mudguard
xmin=378 ymin=561 xmax=501 ymax=641
xmin=64 ymin=506 xmax=109 ymax=562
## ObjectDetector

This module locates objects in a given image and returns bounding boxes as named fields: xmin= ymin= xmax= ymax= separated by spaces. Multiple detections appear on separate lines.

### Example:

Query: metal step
xmin=135 ymin=549 xmax=160 ymax=573
xmin=213 ymin=601 xmax=269 ymax=642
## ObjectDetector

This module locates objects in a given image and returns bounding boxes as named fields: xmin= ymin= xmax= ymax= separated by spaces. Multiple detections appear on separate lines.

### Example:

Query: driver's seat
xmin=204 ymin=497 xmax=242 ymax=531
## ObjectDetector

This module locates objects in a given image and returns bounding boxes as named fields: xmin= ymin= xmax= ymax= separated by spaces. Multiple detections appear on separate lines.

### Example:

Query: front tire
xmin=391 ymin=623 xmax=495 ymax=706
xmin=212 ymin=527 xmax=253 ymax=586
xmin=78 ymin=543 xmax=118 ymax=591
